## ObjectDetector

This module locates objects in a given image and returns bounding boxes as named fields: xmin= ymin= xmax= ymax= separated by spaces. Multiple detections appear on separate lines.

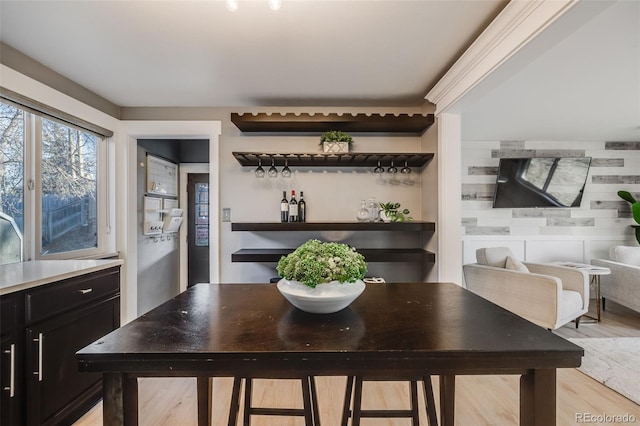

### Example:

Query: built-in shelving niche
xmin=229 ymin=112 xmax=437 ymax=272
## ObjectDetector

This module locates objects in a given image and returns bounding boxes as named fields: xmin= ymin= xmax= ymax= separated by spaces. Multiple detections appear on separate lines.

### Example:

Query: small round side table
xmin=553 ymin=262 xmax=611 ymax=322
xmin=585 ymin=266 xmax=611 ymax=322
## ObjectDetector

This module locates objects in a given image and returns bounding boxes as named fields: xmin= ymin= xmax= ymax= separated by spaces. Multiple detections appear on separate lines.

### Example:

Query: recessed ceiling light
xmin=226 ymin=0 xmax=239 ymax=12
xmin=268 ymin=0 xmax=282 ymax=11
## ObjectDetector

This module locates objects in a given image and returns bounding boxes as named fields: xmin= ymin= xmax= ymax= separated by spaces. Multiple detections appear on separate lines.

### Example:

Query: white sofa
xmin=592 ymin=246 xmax=640 ymax=315
xmin=463 ymin=247 xmax=589 ymax=330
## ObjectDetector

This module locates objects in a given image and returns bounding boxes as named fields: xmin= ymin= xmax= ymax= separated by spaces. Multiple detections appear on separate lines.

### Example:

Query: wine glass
xmin=387 ymin=160 xmax=398 ymax=174
xmin=281 ymin=158 xmax=291 ymax=178
xmin=255 ymin=157 xmax=265 ymax=178
xmin=356 ymin=200 xmax=370 ymax=222
xmin=268 ymin=157 xmax=278 ymax=178
xmin=401 ymin=161 xmax=412 ymax=174
xmin=374 ymin=160 xmax=384 ymax=173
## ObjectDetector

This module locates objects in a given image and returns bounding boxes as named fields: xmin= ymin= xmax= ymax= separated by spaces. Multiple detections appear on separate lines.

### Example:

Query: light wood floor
xmin=74 ymin=300 xmax=640 ymax=426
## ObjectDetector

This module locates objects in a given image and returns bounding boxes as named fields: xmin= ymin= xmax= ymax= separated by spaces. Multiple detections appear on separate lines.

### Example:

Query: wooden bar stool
xmin=228 ymin=376 xmax=320 ymax=426
xmin=341 ymin=376 xmax=438 ymax=426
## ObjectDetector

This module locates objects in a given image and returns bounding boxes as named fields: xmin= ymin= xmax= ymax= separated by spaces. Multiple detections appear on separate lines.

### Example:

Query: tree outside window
xmin=40 ymin=118 xmax=98 ymax=255
xmin=0 ymin=104 xmax=25 ymax=264
xmin=0 ymin=102 xmax=103 ymax=263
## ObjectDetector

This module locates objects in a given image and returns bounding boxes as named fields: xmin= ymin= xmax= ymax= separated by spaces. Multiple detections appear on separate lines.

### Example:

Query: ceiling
xmin=0 ymin=0 xmax=506 ymax=107
xmin=454 ymin=0 xmax=640 ymax=141
xmin=0 ymin=0 xmax=638 ymax=142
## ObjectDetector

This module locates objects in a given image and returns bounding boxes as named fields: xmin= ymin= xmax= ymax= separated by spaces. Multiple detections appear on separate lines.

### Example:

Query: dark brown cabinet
xmin=0 ymin=266 xmax=120 ymax=426
xmin=1 ymin=294 xmax=24 ymax=426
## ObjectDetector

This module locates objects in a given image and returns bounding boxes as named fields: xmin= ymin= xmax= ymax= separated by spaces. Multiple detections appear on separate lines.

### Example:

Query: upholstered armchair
xmin=592 ymin=245 xmax=640 ymax=314
xmin=463 ymin=247 xmax=590 ymax=330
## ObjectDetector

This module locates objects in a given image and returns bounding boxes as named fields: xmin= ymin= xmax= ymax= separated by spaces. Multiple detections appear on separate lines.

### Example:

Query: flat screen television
xmin=492 ymin=157 xmax=591 ymax=208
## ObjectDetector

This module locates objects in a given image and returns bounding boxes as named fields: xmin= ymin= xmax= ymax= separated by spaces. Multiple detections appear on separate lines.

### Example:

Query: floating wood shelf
xmin=231 ymin=222 xmax=436 ymax=232
xmin=231 ymin=248 xmax=436 ymax=263
xmin=231 ymin=113 xmax=434 ymax=135
xmin=232 ymin=152 xmax=434 ymax=169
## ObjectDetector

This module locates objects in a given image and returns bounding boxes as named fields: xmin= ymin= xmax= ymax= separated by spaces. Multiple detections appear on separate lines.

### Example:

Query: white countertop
xmin=0 ymin=259 xmax=124 ymax=295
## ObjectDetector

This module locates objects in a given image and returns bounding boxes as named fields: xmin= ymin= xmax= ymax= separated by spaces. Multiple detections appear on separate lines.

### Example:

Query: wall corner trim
xmin=425 ymin=0 xmax=578 ymax=115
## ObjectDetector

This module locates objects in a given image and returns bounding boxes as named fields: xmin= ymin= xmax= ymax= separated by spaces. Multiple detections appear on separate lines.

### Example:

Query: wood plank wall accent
xmin=460 ymin=140 xmax=640 ymax=262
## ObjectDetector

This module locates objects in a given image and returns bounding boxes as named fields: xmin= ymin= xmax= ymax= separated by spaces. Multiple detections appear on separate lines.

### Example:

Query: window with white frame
xmin=0 ymin=101 xmax=107 ymax=264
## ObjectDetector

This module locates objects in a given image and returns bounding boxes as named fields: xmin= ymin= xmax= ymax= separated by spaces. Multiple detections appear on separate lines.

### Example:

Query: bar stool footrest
xmin=360 ymin=409 xmax=418 ymax=418
xmin=248 ymin=407 xmax=308 ymax=416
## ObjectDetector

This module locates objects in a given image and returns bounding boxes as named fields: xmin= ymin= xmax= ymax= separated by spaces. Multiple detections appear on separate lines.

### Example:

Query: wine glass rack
xmin=232 ymin=152 xmax=434 ymax=170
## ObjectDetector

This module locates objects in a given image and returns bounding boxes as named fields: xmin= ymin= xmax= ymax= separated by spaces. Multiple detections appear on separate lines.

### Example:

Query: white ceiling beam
xmin=425 ymin=0 xmax=579 ymax=115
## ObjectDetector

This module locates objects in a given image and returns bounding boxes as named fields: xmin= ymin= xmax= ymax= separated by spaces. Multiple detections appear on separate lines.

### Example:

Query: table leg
xmin=582 ymin=275 xmax=602 ymax=323
xmin=422 ymin=376 xmax=438 ymax=426
xmin=595 ymin=275 xmax=601 ymax=322
xmin=301 ymin=375 xmax=315 ymax=426
xmin=520 ymin=369 xmax=556 ymax=426
xmin=103 ymin=373 xmax=138 ymax=426
xmin=352 ymin=376 xmax=363 ymax=426
xmin=228 ymin=377 xmax=242 ymax=426
xmin=197 ymin=376 xmax=213 ymax=426
xmin=309 ymin=376 xmax=321 ymax=426
xmin=341 ymin=376 xmax=354 ymax=426
xmin=439 ymin=375 xmax=455 ymax=426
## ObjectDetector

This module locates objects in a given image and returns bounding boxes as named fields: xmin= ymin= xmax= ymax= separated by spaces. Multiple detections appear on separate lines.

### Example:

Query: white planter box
xmin=322 ymin=141 xmax=350 ymax=153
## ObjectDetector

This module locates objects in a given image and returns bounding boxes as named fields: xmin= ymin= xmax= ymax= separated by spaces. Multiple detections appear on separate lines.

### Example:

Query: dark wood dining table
xmin=77 ymin=282 xmax=583 ymax=426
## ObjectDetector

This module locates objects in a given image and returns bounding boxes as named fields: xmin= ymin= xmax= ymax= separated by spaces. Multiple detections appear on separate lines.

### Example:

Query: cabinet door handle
xmin=78 ymin=288 xmax=93 ymax=294
xmin=33 ymin=333 xmax=43 ymax=382
xmin=3 ymin=344 xmax=15 ymax=397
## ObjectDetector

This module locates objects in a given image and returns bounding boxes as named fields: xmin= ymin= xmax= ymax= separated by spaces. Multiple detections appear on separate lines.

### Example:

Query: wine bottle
xmin=288 ymin=190 xmax=298 ymax=222
xmin=280 ymin=191 xmax=289 ymax=222
xmin=298 ymin=191 xmax=306 ymax=222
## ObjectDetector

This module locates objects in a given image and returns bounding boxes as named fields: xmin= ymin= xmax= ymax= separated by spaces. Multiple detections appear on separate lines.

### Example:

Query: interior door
xmin=187 ymin=174 xmax=210 ymax=287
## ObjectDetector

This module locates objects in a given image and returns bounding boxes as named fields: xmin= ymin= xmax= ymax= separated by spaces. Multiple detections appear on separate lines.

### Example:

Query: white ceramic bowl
xmin=276 ymin=279 xmax=365 ymax=314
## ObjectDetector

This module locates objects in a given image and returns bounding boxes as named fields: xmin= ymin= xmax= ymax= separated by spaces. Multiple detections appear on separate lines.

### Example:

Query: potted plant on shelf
xmin=618 ymin=190 xmax=640 ymax=244
xmin=276 ymin=239 xmax=368 ymax=313
xmin=320 ymin=130 xmax=353 ymax=153
xmin=379 ymin=202 xmax=413 ymax=222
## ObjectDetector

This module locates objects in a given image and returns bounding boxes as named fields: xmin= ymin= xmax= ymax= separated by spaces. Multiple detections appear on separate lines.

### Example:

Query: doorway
xmin=187 ymin=173 xmax=210 ymax=287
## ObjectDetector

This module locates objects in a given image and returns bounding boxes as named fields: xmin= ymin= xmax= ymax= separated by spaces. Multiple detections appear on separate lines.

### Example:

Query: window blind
xmin=1 ymin=86 xmax=114 ymax=138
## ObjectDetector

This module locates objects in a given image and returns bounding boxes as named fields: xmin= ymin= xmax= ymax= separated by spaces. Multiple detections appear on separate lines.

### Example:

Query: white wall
xmin=136 ymin=144 xmax=180 ymax=315
xmin=420 ymin=116 xmax=439 ymax=281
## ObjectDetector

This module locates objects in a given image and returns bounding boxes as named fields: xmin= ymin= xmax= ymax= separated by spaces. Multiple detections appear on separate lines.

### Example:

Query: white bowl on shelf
xmin=276 ymin=279 xmax=365 ymax=314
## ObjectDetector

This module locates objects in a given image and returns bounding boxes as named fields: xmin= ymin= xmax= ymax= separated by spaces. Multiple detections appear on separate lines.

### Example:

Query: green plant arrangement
xmin=618 ymin=190 xmax=640 ymax=244
xmin=319 ymin=130 xmax=353 ymax=145
xmin=276 ymin=239 xmax=367 ymax=288
xmin=379 ymin=202 xmax=413 ymax=222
